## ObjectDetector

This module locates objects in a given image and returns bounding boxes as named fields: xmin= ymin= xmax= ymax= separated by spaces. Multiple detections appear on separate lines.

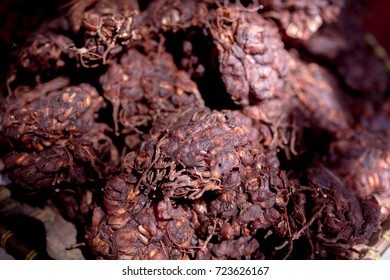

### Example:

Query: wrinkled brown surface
xmin=1 ymin=78 xmax=118 ymax=191
xmin=88 ymin=108 xmax=291 ymax=259
xmin=144 ymin=0 xmax=208 ymax=32
xmin=0 ymin=0 xmax=388 ymax=260
xmin=100 ymin=48 xmax=203 ymax=143
xmin=67 ymin=0 xmax=142 ymax=66
xmin=241 ymin=54 xmax=353 ymax=158
xmin=210 ymin=5 xmax=290 ymax=105
xmin=287 ymin=167 xmax=381 ymax=259
xmin=319 ymin=96 xmax=390 ymax=218
xmin=13 ymin=29 xmax=74 ymax=74
xmin=262 ymin=0 xmax=344 ymax=40
xmin=329 ymin=133 xmax=390 ymax=210
xmin=288 ymin=57 xmax=353 ymax=135
xmin=7 ymin=0 xmax=142 ymax=86
xmin=6 ymin=16 xmax=76 ymax=88
xmin=3 ymin=78 xmax=103 ymax=148
xmin=89 ymin=107 xmax=381 ymax=260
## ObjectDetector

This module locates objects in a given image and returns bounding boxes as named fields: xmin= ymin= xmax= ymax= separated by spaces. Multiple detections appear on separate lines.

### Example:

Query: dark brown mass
xmin=0 ymin=0 xmax=388 ymax=260
xmin=210 ymin=4 xmax=290 ymax=105
xmin=88 ymin=108 xmax=291 ymax=259
xmin=1 ymin=77 xmax=118 ymax=192
xmin=100 ymin=48 xmax=204 ymax=146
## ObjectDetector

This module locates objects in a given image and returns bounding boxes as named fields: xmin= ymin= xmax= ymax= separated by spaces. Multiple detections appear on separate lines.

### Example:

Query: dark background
xmin=361 ymin=0 xmax=390 ymax=53
xmin=0 ymin=0 xmax=69 ymax=85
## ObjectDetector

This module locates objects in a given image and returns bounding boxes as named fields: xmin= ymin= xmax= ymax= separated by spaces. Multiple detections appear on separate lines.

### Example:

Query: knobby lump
xmin=0 ymin=0 xmax=388 ymax=259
